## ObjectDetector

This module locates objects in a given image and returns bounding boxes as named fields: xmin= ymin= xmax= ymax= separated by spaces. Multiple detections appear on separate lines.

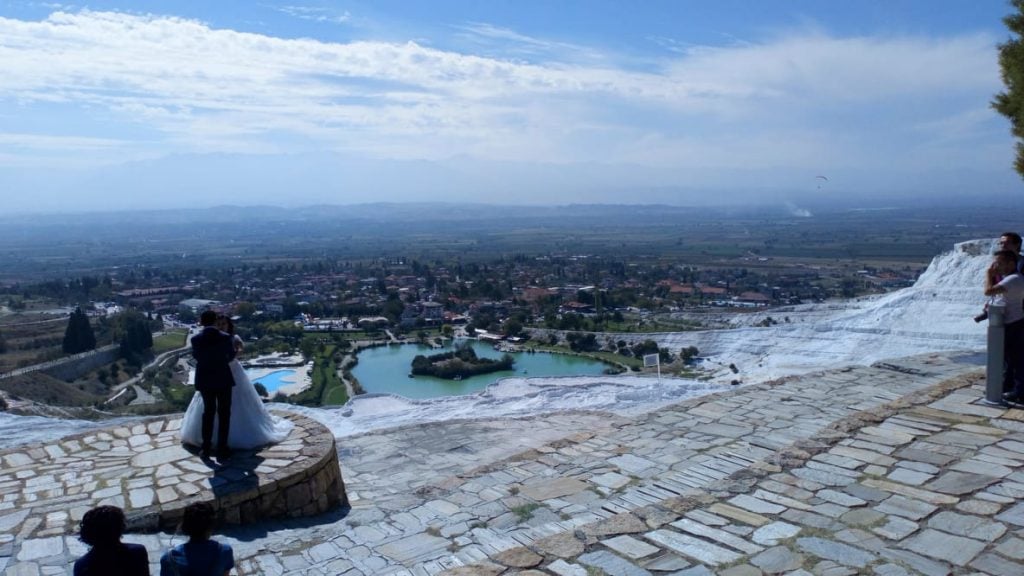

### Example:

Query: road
xmin=114 ymin=344 xmax=192 ymax=406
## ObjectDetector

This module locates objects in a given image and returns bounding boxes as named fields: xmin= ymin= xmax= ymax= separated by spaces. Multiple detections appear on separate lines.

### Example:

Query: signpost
xmin=643 ymin=353 xmax=661 ymax=383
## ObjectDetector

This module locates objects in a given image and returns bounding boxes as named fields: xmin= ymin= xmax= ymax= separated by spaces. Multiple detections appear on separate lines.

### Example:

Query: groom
xmin=191 ymin=310 xmax=236 ymax=459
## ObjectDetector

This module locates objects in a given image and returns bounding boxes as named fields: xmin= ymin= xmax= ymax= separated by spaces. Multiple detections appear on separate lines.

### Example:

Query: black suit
xmin=191 ymin=326 xmax=236 ymax=452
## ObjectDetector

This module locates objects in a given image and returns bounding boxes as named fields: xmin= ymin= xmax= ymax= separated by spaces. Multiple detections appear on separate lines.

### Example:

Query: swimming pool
xmin=249 ymin=369 xmax=298 ymax=394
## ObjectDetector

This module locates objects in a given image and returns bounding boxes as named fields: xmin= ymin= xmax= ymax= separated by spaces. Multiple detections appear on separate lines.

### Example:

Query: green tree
xmin=62 ymin=308 xmax=96 ymax=354
xmin=995 ymin=0 xmax=1024 ymax=177
xmin=177 ymin=308 xmax=197 ymax=325
xmin=631 ymin=339 xmax=656 ymax=356
xmin=502 ymin=318 xmax=523 ymax=337
xmin=299 ymin=337 xmax=318 ymax=359
xmin=382 ymin=294 xmax=404 ymax=324
xmin=235 ymin=301 xmax=258 ymax=319
xmin=565 ymin=332 xmax=598 ymax=352
xmin=679 ymin=346 xmax=700 ymax=363
xmin=118 ymin=311 xmax=154 ymax=364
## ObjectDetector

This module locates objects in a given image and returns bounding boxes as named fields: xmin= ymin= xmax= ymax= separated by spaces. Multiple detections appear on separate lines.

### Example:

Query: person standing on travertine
xmin=985 ymin=250 xmax=1024 ymax=404
xmin=180 ymin=315 xmax=293 ymax=450
xmin=190 ymin=310 xmax=236 ymax=459
xmin=998 ymin=231 xmax=1024 ymax=272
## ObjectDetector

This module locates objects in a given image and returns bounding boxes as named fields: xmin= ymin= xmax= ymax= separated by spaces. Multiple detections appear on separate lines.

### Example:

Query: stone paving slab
xmin=0 ymin=409 xmax=343 ymax=569
xmin=2 ymin=352 xmax=1014 ymax=575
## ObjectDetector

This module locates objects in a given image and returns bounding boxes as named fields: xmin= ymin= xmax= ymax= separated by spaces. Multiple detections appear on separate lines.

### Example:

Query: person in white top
xmin=985 ymin=249 xmax=1024 ymax=403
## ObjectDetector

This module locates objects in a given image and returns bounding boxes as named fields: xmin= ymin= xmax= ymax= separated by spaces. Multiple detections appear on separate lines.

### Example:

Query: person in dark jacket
xmin=190 ymin=310 xmax=236 ymax=459
xmin=74 ymin=505 xmax=149 ymax=576
xmin=160 ymin=502 xmax=234 ymax=576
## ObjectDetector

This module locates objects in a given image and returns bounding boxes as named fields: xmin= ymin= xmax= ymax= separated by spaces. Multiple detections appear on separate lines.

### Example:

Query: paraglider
xmin=815 ymin=175 xmax=828 ymax=189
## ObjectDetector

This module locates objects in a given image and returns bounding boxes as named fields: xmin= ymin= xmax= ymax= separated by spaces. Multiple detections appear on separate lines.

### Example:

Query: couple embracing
xmin=183 ymin=310 xmax=292 ymax=459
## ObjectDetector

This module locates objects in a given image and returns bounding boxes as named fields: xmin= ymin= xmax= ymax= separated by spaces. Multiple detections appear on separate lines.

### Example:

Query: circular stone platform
xmin=0 ymin=411 xmax=346 ymax=540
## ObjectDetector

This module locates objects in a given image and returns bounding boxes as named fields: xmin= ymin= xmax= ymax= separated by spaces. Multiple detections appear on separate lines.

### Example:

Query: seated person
xmin=160 ymin=502 xmax=234 ymax=576
xmin=74 ymin=505 xmax=149 ymax=576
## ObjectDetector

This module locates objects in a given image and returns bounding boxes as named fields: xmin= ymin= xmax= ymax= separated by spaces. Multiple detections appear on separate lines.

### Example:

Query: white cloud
xmin=0 ymin=132 xmax=125 ymax=150
xmin=273 ymin=5 xmax=350 ymax=25
xmin=0 ymin=9 xmax=1008 ymax=182
xmin=453 ymin=22 xmax=605 ymax=63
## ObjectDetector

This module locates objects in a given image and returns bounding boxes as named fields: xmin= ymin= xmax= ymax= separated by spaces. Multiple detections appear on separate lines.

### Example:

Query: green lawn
xmin=288 ymin=344 xmax=349 ymax=406
xmin=317 ymin=344 xmax=349 ymax=405
xmin=161 ymin=381 xmax=195 ymax=406
xmin=322 ymin=383 xmax=349 ymax=405
xmin=152 ymin=330 xmax=189 ymax=353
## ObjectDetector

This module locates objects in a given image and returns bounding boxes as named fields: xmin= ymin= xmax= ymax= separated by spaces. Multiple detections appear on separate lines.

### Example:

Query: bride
xmin=181 ymin=315 xmax=294 ymax=450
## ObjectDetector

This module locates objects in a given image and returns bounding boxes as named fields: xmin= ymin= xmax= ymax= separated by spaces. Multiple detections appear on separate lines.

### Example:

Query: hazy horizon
xmin=0 ymin=1 xmax=1021 ymax=214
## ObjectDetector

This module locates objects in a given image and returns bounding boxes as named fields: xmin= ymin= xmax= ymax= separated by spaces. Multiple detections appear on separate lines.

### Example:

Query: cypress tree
xmin=62 ymin=308 xmax=96 ymax=354
xmin=119 ymin=312 xmax=153 ymax=363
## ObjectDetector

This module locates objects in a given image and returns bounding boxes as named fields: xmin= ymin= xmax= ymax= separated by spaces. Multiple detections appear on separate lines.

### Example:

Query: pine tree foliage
xmin=62 ymin=308 xmax=97 ymax=354
xmin=119 ymin=311 xmax=154 ymax=363
xmin=994 ymin=0 xmax=1024 ymax=178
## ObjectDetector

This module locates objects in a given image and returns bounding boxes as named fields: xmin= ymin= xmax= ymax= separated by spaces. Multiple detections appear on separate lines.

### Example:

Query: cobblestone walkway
xmin=4 ymin=352 xmax=1013 ymax=575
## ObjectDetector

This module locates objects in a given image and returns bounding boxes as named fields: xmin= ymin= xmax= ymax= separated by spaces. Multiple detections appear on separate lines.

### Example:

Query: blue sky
xmin=0 ymin=0 xmax=1019 ymax=213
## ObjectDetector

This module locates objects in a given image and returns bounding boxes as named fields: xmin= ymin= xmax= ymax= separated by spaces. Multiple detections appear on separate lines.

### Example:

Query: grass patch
xmin=511 ymin=503 xmax=541 ymax=521
xmin=160 ymin=381 xmax=195 ymax=406
xmin=0 ymin=371 xmax=102 ymax=406
xmin=322 ymin=380 xmax=349 ymax=405
xmin=152 ymin=330 xmax=188 ymax=354
xmin=529 ymin=343 xmax=639 ymax=370
xmin=288 ymin=345 xmax=348 ymax=406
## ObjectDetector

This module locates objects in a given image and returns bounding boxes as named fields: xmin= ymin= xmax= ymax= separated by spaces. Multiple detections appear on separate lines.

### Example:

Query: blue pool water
xmin=249 ymin=369 xmax=296 ymax=394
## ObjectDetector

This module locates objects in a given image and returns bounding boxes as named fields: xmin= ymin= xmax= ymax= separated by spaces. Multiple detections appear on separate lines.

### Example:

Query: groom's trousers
xmin=200 ymin=388 xmax=233 ymax=449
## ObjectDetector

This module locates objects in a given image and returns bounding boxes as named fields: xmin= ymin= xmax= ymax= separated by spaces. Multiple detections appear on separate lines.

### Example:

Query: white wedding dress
xmin=181 ymin=335 xmax=294 ymax=449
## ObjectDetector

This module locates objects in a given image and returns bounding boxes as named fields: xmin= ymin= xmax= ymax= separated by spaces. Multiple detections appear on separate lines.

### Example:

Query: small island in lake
xmin=411 ymin=345 xmax=514 ymax=379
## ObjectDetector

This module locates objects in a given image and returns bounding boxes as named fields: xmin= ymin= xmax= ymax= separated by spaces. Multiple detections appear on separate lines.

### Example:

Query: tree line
xmin=411 ymin=345 xmax=514 ymax=380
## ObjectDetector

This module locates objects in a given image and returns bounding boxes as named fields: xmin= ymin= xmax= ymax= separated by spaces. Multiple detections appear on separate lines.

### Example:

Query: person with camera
xmin=976 ymin=232 xmax=1024 ymax=323
xmin=985 ymin=249 xmax=1024 ymax=403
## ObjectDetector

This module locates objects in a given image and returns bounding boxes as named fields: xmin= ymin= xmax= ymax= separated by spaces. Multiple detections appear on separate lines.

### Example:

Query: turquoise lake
xmin=351 ymin=340 xmax=611 ymax=399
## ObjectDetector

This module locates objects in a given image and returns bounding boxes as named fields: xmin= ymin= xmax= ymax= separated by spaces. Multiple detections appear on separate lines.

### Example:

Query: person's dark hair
xmin=180 ymin=502 xmax=216 ymax=540
xmin=79 ymin=505 xmax=125 ymax=548
xmin=199 ymin=310 xmax=218 ymax=327
xmin=1001 ymin=232 xmax=1022 ymax=249
xmin=217 ymin=314 xmax=235 ymax=335
xmin=995 ymin=249 xmax=1018 ymax=263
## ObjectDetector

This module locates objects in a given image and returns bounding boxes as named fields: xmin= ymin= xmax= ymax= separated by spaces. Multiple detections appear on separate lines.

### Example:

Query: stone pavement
xmin=0 ymin=411 xmax=343 ymax=575
xmin=5 ymin=351 xmax=1023 ymax=575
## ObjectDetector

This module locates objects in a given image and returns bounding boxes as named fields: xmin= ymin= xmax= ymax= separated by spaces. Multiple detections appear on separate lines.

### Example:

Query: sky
xmin=0 ymin=0 xmax=1020 ymax=213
